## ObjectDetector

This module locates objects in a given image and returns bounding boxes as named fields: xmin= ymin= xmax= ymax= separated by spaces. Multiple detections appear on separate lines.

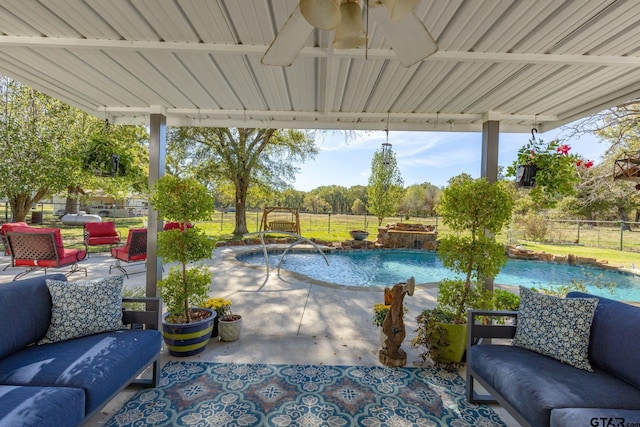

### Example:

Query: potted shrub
xmin=150 ymin=175 xmax=217 ymax=357
xmin=412 ymin=174 xmax=514 ymax=364
xmin=203 ymin=297 xmax=232 ymax=337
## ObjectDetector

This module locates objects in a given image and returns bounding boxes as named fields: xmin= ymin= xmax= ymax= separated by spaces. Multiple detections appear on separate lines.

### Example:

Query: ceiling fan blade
xmin=261 ymin=5 xmax=314 ymax=66
xmin=381 ymin=0 xmax=419 ymax=22
xmin=370 ymin=6 xmax=437 ymax=67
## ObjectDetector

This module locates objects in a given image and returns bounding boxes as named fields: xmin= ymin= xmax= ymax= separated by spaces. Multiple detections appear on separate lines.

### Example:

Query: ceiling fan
xmin=261 ymin=0 xmax=437 ymax=67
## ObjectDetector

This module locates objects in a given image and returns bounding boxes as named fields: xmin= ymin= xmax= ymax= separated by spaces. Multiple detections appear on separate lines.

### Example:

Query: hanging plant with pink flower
xmin=507 ymin=137 xmax=594 ymax=207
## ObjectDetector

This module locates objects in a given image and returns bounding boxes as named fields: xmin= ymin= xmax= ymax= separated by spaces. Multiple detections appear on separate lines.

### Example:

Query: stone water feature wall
xmin=376 ymin=223 xmax=437 ymax=250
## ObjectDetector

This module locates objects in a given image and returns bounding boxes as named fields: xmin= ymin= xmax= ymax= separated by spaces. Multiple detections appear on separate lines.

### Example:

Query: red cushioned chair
xmin=110 ymin=228 xmax=147 ymax=277
xmin=1 ymin=222 xmax=31 ymax=271
xmin=1 ymin=222 xmax=30 ymax=256
xmin=163 ymin=221 xmax=194 ymax=231
xmin=84 ymin=221 xmax=121 ymax=253
xmin=5 ymin=228 xmax=88 ymax=280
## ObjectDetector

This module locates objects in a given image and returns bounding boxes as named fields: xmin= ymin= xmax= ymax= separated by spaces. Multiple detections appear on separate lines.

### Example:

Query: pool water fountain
xmin=376 ymin=223 xmax=437 ymax=250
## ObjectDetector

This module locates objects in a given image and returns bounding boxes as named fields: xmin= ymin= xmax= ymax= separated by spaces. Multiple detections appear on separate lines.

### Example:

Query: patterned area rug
xmin=106 ymin=361 xmax=506 ymax=426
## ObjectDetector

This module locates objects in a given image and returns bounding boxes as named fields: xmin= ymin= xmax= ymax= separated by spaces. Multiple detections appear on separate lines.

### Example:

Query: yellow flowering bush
xmin=203 ymin=297 xmax=232 ymax=317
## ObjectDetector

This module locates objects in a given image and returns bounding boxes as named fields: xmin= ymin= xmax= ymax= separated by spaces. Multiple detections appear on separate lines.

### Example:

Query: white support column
xmin=481 ymin=116 xmax=500 ymax=292
xmin=481 ymin=118 xmax=500 ymax=183
xmin=146 ymin=111 xmax=166 ymax=297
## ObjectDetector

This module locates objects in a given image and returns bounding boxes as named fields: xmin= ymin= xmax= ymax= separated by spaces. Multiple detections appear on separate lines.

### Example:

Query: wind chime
xmin=381 ymin=113 xmax=392 ymax=171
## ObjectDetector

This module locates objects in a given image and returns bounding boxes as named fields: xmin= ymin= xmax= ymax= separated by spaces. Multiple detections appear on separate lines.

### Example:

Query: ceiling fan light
xmin=381 ymin=0 xmax=418 ymax=22
xmin=300 ymin=0 xmax=342 ymax=30
xmin=333 ymin=1 xmax=367 ymax=49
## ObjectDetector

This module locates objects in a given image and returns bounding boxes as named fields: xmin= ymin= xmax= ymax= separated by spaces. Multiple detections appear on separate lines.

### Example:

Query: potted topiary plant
xmin=150 ymin=175 xmax=217 ymax=357
xmin=203 ymin=297 xmax=232 ymax=337
xmin=412 ymin=174 xmax=514 ymax=364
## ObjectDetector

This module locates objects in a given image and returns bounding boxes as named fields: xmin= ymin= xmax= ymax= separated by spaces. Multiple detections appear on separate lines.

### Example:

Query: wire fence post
xmin=576 ymin=221 xmax=580 ymax=244
xmin=620 ymin=221 xmax=624 ymax=251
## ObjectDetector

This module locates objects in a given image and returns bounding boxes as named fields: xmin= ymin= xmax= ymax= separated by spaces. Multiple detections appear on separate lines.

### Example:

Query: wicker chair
xmin=110 ymin=228 xmax=147 ymax=277
xmin=6 ymin=229 xmax=88 ymax=280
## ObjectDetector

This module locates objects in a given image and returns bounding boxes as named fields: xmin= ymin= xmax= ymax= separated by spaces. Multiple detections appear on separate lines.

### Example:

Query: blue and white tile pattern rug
xmin=106 ymin=361 xmax=506 ymax=426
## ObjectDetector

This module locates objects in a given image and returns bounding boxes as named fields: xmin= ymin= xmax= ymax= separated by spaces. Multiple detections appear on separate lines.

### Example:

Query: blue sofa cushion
xmin=40 ymin=275 xmax=124 ymax=344
xmin=550 ymin=408 xmax=640 ymax=427
xmin=0 ymin=329 xmax=161 ymax=415
xmin=567 ymin=292 xmax=640 ymax=389
xmin=0 ymin=385 xmax=84 ymax=427
xmin=513 ymin=287 xmax=598 ymax=371
xmin=469 ymin=344 xmax=640 ymax=427
xmin=0 ymin=274 xmax=66 ymax=360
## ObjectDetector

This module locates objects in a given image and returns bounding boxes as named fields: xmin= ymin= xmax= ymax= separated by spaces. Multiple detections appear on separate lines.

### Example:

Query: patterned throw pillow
xmin=39 ymin=275 xmax=124 ymax=344
xmin=512 ymin=286 xmax=598 ymax=371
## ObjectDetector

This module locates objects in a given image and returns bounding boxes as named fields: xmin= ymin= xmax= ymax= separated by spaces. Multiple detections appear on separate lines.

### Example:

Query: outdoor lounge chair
xmin=163 ymin=221 xmax=193 ymax=231
xmin=84 ymin=221 xmax=121 ymax=251
xmin=110 ymin=228 xmax=147 ymax=277
xmin=0 ymin=222 xmax=30 ymax=270
xmin=5 ymin=228 xmax=88 ymax=280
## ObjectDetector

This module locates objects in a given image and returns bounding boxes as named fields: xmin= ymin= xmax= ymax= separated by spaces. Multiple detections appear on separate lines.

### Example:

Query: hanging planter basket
xmin=516 ymin=164 xmax=537 ymax=188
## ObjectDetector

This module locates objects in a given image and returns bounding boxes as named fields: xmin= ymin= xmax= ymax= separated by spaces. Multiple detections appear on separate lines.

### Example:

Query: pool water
xmin=237 ymin=249 xmax=640 ymax=302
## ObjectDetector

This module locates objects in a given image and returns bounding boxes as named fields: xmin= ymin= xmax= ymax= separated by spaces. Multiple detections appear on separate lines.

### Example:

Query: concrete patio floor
xmin=0 ymin=245 xmax=518 ymax=426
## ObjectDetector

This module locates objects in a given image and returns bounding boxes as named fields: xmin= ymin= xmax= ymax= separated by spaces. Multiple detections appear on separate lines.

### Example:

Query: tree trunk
xmin=232 ymin=180 xmax=249 ymax=236
xmin=619 ymin=206 xmax=631 ymax=231
xmin=9 ymin=188 xmax=49 ymax=222
xmin=10 ymin=194 xmax=33 ymax=222
xmin=64 ymin=185 xmax=83 ymax=214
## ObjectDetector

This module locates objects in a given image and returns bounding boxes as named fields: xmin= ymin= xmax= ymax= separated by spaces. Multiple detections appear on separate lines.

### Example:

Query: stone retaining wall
xmin=506 ymin=245 xmax=622 ymax=270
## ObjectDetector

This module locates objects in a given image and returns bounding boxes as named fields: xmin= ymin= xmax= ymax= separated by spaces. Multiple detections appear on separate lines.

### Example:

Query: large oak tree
xmin=167 ymin=127 xmax=317 ymax=236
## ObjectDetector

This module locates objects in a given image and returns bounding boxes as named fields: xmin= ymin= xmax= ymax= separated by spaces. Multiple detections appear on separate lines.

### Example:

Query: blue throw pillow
xmin=39 ymin=275 xmax=124 ymax=344
xmin=512 ymin=286 xmax=598 ymax=371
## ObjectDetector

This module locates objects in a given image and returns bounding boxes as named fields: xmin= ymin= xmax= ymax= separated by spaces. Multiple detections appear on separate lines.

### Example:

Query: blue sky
xmin=293 ymin=128 xmax=607 ymax=191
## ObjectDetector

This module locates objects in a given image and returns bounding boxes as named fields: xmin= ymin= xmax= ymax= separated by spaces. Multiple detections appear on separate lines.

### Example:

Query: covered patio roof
xmin=0 ymin=0 xmax=639 ymax=133
xmin=2 ymin=0 xmax=639 ymax=295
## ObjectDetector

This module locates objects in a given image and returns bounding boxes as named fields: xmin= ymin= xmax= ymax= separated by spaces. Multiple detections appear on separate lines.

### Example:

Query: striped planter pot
xmin=162 ymin=308 xmax=216 ymax=357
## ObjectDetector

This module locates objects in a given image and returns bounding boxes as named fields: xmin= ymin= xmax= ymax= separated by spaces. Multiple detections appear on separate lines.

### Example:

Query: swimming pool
xmin=237 ymin=249 xmax=640 ymax=302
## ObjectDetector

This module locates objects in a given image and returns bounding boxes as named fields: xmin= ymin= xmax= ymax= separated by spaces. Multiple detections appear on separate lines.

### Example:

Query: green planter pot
xmin=162 ymin=308 xmax=216 ymax=357
xmin=438 ymin=322 xmax=468 ymax=364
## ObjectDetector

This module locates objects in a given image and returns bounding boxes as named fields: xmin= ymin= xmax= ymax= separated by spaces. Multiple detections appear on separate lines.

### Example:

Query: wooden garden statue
xmin=380 ymin=277 xmax=415 ymax=367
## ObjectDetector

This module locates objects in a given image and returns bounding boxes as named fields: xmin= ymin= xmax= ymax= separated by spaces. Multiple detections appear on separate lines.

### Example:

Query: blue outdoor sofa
xmin=466 ymin=291 xmax=640 ymax=427
xmin=0 ymin=274 xmax=162 ymax=427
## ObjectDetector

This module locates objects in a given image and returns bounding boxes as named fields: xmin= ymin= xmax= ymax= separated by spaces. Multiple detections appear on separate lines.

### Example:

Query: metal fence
xmin=507 ymin=218 xmax=640 ymax=252
xmin=3 ymin=202 xmax=640 ymax=252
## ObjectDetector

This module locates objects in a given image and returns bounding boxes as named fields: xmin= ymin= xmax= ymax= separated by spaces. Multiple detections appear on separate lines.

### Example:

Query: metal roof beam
xmin=2 ymin=36 xmax=640 ymax=67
